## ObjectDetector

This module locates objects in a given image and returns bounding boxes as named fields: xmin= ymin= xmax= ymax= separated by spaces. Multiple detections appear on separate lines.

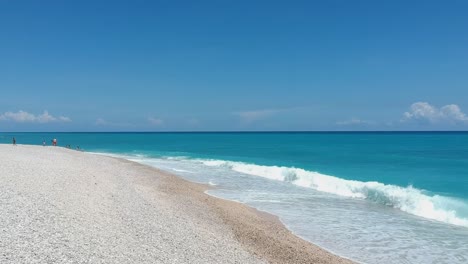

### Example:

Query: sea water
xmin=2 ymin=132 xmax=468 ymax=264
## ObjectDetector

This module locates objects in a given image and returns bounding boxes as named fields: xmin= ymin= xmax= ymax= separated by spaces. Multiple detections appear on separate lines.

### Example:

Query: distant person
xmin=12 ymin=137 xmax=16 ymax=145
xmin=42 ymin=140 xmax=46 ymax=146
xmin=52 ymin=138 xmax=57 ymax=146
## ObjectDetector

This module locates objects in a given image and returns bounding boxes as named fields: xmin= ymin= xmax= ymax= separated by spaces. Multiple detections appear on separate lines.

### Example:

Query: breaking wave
xmin=199 ymin=159 xmax=468 ymax=227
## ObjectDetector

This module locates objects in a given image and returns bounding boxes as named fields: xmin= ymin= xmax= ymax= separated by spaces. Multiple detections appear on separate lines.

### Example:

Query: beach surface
xmin=0 ymin=144 xmax=353 ymax=264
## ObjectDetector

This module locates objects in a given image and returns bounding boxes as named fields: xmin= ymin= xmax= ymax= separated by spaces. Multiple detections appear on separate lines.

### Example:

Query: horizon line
xmin=2 ymin=130 xmax=468 ymax=133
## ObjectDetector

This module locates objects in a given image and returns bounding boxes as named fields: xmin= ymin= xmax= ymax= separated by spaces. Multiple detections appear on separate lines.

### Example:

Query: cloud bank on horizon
xmin=337 ymin=102 xmax=468 ymax=129
xmin=336 ymin=118 xmax=375 ymax=126
xmin=233 ymin=109 xmax=289 ymax=124
xmin=402 ymin=102 xmax=468 ymax=124
xmin=1 ymin=102 xmax=468 ymax=131
xmin=0 ymin=110 xmax=71 ymax=124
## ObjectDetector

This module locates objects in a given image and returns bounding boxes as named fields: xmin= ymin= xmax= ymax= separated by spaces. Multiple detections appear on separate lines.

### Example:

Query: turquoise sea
xmin=2 ymin=132 xmax=468 ymax=263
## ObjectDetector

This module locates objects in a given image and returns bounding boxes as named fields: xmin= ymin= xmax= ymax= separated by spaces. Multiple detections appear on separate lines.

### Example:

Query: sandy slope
xmin=0 ymin=145 xmax=353 ymax=264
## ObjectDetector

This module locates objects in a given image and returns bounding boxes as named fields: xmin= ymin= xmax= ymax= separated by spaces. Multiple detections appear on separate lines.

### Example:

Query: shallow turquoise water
xmin=4 ymin=132 xmax=468 ymax=198
xmin=2 ymin=132 xmax=468 ymax=263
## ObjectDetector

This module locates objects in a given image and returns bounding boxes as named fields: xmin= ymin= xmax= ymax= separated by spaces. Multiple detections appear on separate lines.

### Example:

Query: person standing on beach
xmin=43 ymin=140 xmax=46 ymax=146
xmin=52 ymin=138 xmax=57 ymax=146
xmin=12 ymin=137 xmax=16 ymax=145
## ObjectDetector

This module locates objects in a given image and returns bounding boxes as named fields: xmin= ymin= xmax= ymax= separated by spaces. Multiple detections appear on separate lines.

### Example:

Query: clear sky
xmin=1 ymin=0 xmax=467 ymax=131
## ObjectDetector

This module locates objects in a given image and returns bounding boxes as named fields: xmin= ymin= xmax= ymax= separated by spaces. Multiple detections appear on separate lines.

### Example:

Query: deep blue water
xmin=2 ymin=132 xmax=468 ymax=263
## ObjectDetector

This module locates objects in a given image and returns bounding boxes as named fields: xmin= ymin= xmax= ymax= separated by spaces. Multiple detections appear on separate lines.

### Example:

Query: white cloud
xmin=59 ymin=116 xmax=72 ymax=122
xmin=336 ymin=118 xmax=376 ymax=126
xmin=0 ymin=110 xmax=36 ymax=122
xmin=336 ymin=118 xmax=373 ymax=126
xmin=148 ymin=117 xmax=164 ymax=126
xmin=37 ymin=111 xmax=57 ymax=123
xmin=440 ymin=104 xmax=468 ymax=122
xmin=0 ymin=110 xmax=71 ymax=123
xmin=402 ymin=102 xmax=468 ymax=124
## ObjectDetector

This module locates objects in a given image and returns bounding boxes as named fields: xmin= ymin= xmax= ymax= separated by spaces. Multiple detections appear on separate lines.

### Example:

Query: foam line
xmin=199 ymin=159 xmax=468 ymax=227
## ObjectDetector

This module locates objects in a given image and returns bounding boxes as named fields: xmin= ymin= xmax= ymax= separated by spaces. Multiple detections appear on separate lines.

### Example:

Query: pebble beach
xmin=0 ymin=144 xmax=352 ymax=264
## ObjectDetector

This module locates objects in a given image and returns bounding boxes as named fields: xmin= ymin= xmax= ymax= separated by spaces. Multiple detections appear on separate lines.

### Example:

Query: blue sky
xmin=1 ymin=0 xmax=467 ymax=131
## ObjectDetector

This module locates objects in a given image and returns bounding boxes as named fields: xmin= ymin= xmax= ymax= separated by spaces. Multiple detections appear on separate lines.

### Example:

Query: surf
xmin=197 ymin=158 xmax=468 ymax=227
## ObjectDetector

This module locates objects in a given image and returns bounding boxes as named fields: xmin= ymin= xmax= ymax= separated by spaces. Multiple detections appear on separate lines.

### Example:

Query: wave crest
xmin=200 ymin=159 xmax=468 ymax=227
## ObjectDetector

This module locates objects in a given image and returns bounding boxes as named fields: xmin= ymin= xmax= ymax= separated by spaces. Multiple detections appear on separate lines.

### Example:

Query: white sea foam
xmin=208 ymin=181 xmax=217 ymax=186
xmin=199 ymin=159 xmax=468 ymax=227
xmin=172 ymin=168 xmax=194 ymax=173
xmin=90 ymin=151 xmax=468 ymax=228
xmin=165 ymin=156 xmax=190 ymax=160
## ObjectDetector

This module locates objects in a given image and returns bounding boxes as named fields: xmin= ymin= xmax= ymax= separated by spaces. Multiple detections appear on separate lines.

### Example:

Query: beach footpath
xmin=0 ymin=145 xmax=352 ymax=264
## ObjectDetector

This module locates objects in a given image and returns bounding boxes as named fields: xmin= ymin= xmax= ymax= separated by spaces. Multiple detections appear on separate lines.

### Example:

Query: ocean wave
xmin=198 ymin=159 xmax=468 ymax=227
xmin=171 ymin=168 xmax=194 ymax=173
xmin=90 ymin=151 xmax=468 ymax=228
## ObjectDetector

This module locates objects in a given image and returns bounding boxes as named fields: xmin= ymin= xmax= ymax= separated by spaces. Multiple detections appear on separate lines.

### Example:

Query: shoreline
xmin=96 ymin=151 xmax=355 ymax=262
xmin=97 ymin=153 xmax=355 ymax=263
xmin=204 ymin=192 xmax=357 ymax=264
xmin=1 ymin=144 xmax=354 ymax=263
